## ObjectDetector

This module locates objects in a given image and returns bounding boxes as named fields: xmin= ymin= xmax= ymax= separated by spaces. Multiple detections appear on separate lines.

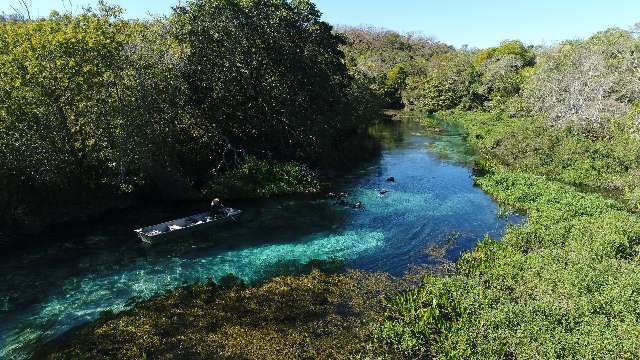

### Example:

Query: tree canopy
xmin=0 ymin=0 xmax=377 ymax=232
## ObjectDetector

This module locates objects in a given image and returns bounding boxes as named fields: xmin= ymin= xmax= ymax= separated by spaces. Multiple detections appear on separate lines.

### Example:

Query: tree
xmin=403 ymin=51 xmax=480 ymax=112
xmin=339 ymin=26 xmax=451 ymax=108
xmin=173 ymin=0 xmax=354 ymax=163
xmin=523 ymin=28 xmax=640 ymax=134
xmin=0 ymin=0 xmax=377 ymax=231
xmin=0 ymin=9 xmax=142 ymax=227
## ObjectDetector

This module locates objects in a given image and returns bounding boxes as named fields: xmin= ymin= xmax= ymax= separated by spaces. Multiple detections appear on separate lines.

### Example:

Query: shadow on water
xmin=0 ymin=113 xmax=524 ymax=359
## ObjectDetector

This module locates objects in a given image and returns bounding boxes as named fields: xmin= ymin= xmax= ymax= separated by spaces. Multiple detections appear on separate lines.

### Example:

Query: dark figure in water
xmin=329 ymin=192 xmax=361 ymax=208
xmin=336 ymin=199 xmax=349 ymax=206
xmin=386 ymin=176 xmax=395 ymax=182
xmin=379 ymin=189 xmax=390 ymax=196
xmin=210 ymin=198 xmax=226 ymax=217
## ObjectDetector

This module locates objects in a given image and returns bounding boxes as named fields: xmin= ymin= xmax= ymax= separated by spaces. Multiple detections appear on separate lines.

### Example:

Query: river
xmin=0 ymin=115 xmax=522 ymax=359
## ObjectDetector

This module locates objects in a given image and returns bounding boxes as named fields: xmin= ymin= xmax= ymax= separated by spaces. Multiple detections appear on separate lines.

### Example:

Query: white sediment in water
xmin=1 ymin=230 xmax=385 ymax=359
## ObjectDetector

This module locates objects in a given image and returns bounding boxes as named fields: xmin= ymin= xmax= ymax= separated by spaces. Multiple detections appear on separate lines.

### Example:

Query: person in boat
xmin=210 ymin=198 xmax=227 ymax=218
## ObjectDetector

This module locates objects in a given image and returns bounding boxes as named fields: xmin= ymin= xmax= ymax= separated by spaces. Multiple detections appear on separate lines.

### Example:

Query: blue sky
xmin=2 ymin=0 xmax=639 ymax=48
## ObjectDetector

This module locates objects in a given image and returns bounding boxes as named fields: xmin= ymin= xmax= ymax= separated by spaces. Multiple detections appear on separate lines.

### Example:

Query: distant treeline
xmin=0 ymin=0 xmax=381 ymax=232
xmin=340 ymin=25 xmax=640 ymax=137
xmin=337 ymin=26 xmax=452 ymax=109
xmin=339 ymin=25 xmax=640 ymax=210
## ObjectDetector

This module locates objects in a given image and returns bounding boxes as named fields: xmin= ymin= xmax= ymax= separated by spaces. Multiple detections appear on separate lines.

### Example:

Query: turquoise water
xmin=0 ymin=118 xmax=522 ymax=358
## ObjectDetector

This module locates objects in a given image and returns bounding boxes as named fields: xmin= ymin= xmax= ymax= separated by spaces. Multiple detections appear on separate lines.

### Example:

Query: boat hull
xmin=134 ymin=209 xmax=242 ymax=244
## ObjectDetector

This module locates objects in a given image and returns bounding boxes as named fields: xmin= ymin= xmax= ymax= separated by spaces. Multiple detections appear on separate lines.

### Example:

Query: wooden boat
xmin=134 ymin=208 xmax=242 ymax=243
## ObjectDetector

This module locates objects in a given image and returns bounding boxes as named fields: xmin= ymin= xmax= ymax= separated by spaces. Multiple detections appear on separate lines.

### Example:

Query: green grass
xmin=380 ymin=171 xmax=640 ymax=359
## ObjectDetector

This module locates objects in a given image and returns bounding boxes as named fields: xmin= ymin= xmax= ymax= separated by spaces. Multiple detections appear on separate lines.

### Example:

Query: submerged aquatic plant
xmin=34 ymin=270 xmax=405 ymax=360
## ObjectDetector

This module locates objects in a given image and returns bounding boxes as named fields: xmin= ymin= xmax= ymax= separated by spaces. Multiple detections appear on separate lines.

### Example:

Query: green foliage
xmin=403 ymin=51 xmax=481 ymax=112
xmin=174 ymin=0 xmax=361 ymax=162
xmin=445 ymin=110 xmax=640 ymax=211
xmin=344 ymin=24 xmax=640 ymax=137
xmin=474 ymin=40 xmax=535 ymax=67
xmin=374 ymin=107 xmax=640 ymax=358
xmin=382 ymin=64 xmax=408 ymax=105
xmin=376 ymin=275 xmax=468 ymax=358
xmin=1 ymin=0 xmax=378 ymax=232
xmin=475 ymin=42 xmax=535 ymax=111
xmin=380 ymin=170 xmax=640 ymax=359
xmin=339 ymin=26 xmax=451 ymax=109
xmin=11 ymin=5 xmax=640 ymax=360
xmin=0 ymin=10 xmax=189 ymax=229
xmin=206 ymin=156 xmax=320 ymax=198
xmin=401 ymin=40 xmax=535 ymax=114
xmin=386 ymin=64 xmax=408 ymax=88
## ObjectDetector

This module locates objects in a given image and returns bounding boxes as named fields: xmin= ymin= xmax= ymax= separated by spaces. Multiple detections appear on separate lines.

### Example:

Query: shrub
xmin=205 ymin=156 xmax=320 ymax=199
xmin=445 ymin=110 xmax=640 ymax=211
xmin=379 ymin=171 xmax=640 ymax=359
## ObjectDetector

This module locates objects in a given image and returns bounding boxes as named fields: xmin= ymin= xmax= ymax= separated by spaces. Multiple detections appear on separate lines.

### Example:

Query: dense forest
xmin=5 ymin=0 xmax=640 ymax=359
xmin=0 ymin=0 xmax=380 ymax=235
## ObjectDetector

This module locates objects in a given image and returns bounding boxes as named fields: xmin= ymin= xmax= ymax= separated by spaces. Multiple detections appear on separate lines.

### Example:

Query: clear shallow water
xmin=0 ymin=117 xmax=522 ymax=359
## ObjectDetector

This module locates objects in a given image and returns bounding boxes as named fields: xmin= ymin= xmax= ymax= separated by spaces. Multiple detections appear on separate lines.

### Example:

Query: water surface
xmin=0 ymin=116 xmax=522 ymax=358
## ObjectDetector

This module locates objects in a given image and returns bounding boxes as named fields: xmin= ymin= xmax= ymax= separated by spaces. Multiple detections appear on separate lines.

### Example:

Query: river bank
xmin=32 ymin=111 xmax=640 ymax=359
xmin=2 ymin=114 xmax=520 ymax=359
xmin=378 ymin=111 xmax=640 ymax=359
xmin=33 ymin=270 xmax=407 ymax=360
xmin=1 ymin=128 xmax=381 ymax=251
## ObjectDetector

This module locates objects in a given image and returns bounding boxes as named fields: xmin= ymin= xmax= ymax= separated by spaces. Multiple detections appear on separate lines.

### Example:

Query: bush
xmin=444 ymin=110 xmax=640 ymax=211
xmin=205 ymin=156 xmax=321 ymax=199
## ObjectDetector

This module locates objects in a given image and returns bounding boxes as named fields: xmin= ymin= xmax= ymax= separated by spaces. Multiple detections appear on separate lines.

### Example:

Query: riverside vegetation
xmin=371 ymin=22 xmax=640 ymax=360
xmin=9 ymin=0 xmax=640 ymax=359
xmin=0 ymin=0 xmax=381 ymax=235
